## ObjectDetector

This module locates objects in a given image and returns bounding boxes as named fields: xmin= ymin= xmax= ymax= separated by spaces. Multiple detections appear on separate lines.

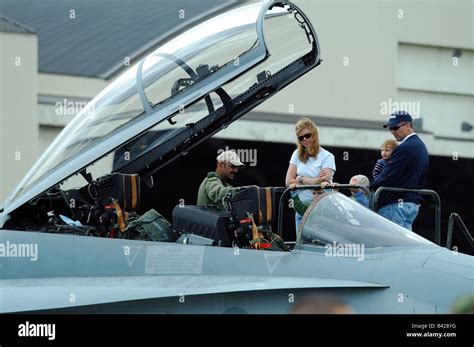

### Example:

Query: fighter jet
xmin=0 ymin=0 xmax=472 ymax=314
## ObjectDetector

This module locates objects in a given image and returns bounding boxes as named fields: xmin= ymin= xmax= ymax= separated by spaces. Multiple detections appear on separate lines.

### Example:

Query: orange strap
xmin=113 ymin=200 xmax=126 ymax=232
xmin=265 ymin=187 xmax=272 ymax=223
xmin=251 ymin=217 xmax=261 ymax=249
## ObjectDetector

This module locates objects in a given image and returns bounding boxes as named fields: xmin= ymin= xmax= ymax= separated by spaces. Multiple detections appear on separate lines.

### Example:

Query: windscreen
xmin=300 ymin=192 xmax=435 ymax=248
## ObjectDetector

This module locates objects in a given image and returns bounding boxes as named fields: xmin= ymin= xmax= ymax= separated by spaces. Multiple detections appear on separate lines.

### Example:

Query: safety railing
xmin=446 ymin=213 xmax=473 ymax=250
xmin=372 ymin=187 xmax=441 ymax=246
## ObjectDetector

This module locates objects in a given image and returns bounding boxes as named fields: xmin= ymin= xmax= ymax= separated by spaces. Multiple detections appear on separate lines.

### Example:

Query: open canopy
xmin=1 ymin=0 xmax=320 ymax=218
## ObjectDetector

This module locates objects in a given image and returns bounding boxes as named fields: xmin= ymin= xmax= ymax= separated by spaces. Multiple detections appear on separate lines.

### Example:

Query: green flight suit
xmin=197 ymin=172 xmax=234 ymax=210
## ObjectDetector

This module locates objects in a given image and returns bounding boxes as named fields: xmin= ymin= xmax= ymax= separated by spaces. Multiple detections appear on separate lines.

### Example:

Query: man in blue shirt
xmin=371 ymin=111 xmax=429 ymax=230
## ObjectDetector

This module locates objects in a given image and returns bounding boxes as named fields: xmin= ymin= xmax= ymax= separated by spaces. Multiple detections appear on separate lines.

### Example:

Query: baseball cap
xmin=383 ymin=111 xmax=413 ymax=128
xmin=216 ymin=150 xmax=245 ymax=167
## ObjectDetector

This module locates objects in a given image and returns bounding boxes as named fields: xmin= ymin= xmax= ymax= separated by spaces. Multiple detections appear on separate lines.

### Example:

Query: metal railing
xmin=446 ymin=213 xmax=473 ymax=250
xmin=372 ymin=187 xmax=442 ymax=245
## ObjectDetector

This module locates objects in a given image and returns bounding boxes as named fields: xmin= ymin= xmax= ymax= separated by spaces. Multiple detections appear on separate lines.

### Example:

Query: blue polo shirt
xmin=371 ymin=133 xmax=429 ymax=208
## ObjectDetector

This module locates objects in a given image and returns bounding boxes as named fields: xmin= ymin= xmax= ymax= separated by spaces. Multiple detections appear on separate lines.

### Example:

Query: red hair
xmin=295 ymin=117 xmax=320 ymax=163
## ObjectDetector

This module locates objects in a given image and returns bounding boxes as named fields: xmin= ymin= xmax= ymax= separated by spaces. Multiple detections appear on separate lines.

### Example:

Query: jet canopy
xmin=2 ymin=0 xmax=320 ymax=218
xmin=299 ymin=192 xmax=435 ymax=248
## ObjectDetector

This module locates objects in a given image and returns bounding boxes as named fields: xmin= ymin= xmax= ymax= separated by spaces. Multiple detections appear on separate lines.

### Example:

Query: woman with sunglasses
xmin=285 ymin=118 xmax=336 ymax=236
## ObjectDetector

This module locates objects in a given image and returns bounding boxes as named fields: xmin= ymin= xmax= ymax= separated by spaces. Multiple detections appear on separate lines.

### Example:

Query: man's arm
xmin=206 ymin=178 xmax=234 ymax=205
xmin=371 ymin=147 xmax=409 ymax=190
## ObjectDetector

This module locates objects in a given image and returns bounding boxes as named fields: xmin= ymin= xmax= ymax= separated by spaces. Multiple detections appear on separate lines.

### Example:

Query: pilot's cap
xmin=216 ymin=150 xmax=245 ymax=167
xmin=383 ymin=111 xmax=413 ymax=128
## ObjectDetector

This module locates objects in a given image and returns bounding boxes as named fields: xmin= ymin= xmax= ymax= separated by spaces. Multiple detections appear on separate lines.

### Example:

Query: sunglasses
xmin=298 ymin=133 xmax=312 ymax=141
xmin=389 ymin=122 xmax=407 ymax=131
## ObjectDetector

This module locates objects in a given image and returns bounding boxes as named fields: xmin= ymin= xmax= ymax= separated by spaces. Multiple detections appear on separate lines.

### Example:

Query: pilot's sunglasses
xmin=389 ymin=122 xmax=407 ymax=131
xmin=298 ymin=133 xmax=312 ymax=141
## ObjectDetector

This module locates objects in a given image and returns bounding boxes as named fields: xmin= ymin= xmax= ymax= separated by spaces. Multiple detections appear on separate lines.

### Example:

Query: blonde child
xmin=373 ymin=139 xmax=398 ymax=180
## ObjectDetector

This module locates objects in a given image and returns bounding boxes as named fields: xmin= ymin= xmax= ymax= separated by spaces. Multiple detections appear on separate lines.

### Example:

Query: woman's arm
xmin=301 ymin=168 xmax=334 ymax=185
xmin=285 ymin=164 xmax=298 ymax=187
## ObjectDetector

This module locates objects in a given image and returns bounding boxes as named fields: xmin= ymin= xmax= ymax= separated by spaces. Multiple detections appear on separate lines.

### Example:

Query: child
xmin=373 ymin=139 xmax=398 ymax=180
xmin=349 ymin=175 xmax=370 ymax=208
